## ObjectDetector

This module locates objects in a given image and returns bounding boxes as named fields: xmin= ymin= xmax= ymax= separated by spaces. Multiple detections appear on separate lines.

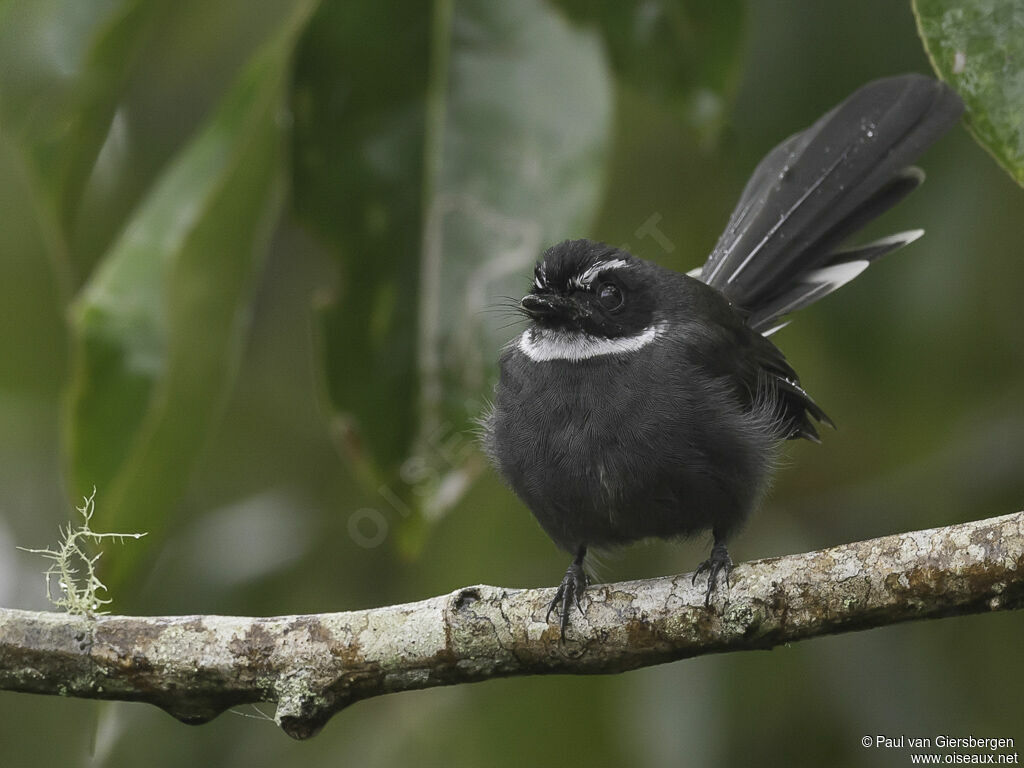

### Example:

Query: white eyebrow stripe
xmin=517 ymin=323 xmax=663 ymax=362
xmin=568 ymin=258 xmax=631 ymax=289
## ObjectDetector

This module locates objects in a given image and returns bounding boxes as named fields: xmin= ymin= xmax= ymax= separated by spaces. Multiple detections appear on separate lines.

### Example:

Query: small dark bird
xmin=482 ymin=74 xmax=963 ymax=637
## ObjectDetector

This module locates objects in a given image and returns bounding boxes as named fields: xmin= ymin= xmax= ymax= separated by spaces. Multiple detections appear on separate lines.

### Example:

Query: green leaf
xmin=550 ymin=0 xmax=746 ymax=141
xmin=292 ymin=0 xmax=433 ymax=479
xmin=70 ymin=1 xmax=320 ymax=281
xmin=914 ymin=0 xmax=1024 ymax=186
xmin=66 ymin=0 xmax=318 ymax=548
xmin=0 ymin=0 xmax=157 ymax=261
xmin=0 ymin=130 xmax=70 ymax=389
xmin=294 ymin=0 xmax=613 ymax=516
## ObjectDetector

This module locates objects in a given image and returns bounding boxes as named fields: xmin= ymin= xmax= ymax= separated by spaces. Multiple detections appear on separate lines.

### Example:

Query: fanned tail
xmin=700 ymin=74 xmax=963 ymax=332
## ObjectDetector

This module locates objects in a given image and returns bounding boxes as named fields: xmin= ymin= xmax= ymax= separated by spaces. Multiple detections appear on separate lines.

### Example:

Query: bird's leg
xmin=546 ymin=545 xmax=588 ymax=639
xmin=692 ymin=532 xmax=733 ymax=606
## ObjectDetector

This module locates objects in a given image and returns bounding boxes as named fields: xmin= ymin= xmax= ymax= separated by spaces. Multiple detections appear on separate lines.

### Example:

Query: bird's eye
xmin=597 ymin=281 xmax=623 ymax=310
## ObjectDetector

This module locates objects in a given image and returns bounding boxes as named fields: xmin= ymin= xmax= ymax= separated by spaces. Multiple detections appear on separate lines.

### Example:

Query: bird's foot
xmin=546 ymin=558 xmax=588 ymax=639
xmin=692 ymin=542 xmax=733 ymax=606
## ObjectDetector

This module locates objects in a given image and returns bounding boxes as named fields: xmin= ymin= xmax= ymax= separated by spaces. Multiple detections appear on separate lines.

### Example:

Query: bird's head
xmin=522 ymin=239 xmax=658 ymax=338
xmin=515 ymin=240 xmax=667 ymax=362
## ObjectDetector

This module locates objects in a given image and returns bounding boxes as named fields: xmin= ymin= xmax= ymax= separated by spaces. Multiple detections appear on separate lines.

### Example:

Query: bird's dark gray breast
xmin=485 ymin=337 xmax=776 ymax=552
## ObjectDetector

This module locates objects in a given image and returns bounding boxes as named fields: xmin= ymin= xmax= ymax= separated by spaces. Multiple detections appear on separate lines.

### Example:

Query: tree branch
xmin=2 ymin=511 xmax=1023 ymax=739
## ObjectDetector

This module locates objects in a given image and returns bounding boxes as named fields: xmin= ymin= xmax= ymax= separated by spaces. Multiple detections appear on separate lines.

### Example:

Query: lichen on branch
xmin=16 ymin=489 xmax=146 ymax=615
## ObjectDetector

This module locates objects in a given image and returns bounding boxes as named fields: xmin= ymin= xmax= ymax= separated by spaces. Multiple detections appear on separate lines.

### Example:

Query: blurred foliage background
xmin=1 ymin=0 xmax=1022 ymax=766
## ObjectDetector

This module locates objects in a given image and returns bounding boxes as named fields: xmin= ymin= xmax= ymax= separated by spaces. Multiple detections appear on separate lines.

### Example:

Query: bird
xmin=481 ymin=74 xmax=964 ymax=638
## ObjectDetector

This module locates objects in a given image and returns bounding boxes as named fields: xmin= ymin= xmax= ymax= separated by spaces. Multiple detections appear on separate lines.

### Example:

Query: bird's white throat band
xmin=517 ymin=324 xmax=663 ymax=362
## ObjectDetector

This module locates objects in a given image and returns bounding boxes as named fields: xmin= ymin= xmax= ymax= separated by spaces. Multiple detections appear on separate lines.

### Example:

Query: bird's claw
xmin=692 ymin=543 xmax=733 ymax=606
xmin=546 ymin=559 xmax=588 ymax=639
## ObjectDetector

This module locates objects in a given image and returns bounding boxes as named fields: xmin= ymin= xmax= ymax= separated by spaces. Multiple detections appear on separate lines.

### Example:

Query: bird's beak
xmin=520 ymin=293 xmax=577 ymax=320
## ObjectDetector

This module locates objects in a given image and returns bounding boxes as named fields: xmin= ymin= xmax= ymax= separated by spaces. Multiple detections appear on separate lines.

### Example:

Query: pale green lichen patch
xmin=16 ymin=489 xmax=146 ymax=616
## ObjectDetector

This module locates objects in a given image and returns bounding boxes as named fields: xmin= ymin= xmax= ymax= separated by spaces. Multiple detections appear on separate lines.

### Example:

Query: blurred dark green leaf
xmin=292 ymin=0 xmax=432 ymax=484
xmin=914 ymin=0 xmax=1024 ymax=186
xmin=69 ymin=1 xmax=313 ymax=280
xmin=0 ymin=0 xmax=156 ymax=273
xmin=550 ymin=0 xmax=746 ymax=140
xmin=0 ymin=132 xmax=69 ymax=389
xmin=66 ymin=1 xmax=318 ymax=545
xmin=294 ymin=0 xmax=612 ymax=516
